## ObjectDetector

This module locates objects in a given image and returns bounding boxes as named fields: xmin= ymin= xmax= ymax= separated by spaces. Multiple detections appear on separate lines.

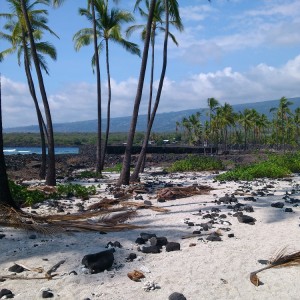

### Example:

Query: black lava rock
xmin=42 ymin=291 xmax=54 ymax=298
xmin=228 ymin=233 xmax=235 ymax=238
xmin=140 ymin=232 xmax=157 ymax=241
xmin=135 ymin=237 xmax=146 ymax=245
xmin=106 ymin=241 xmax=122 ymax=248
xmin=285 ymin=208 xmax=293 ymax=213
xmin=169 ymin=292 xmax=187 ymax=300
xmin=166 ymin=242 xmax=180 ymax=252
xmin=126 ymin=253 xmax=137 ymax=261
xmin=150 ymin=236 xmax=168 ymax=248
xmin=271 ymin=202 xmax=285 ymax=208
xmin=237 ymin=214 xmax=256 ymax=225
xmin=82 ymin=249 xmax=115 ymax=274
xmin=141 ymin=245 xmax=161 ymax=254
xmin=0 ymin=234 xmax=5 ymax=239
xmin=0 ymin=289 xmax=14 ymax=298
xmin=8 ymin=264 xmax=26 ymax=273
xmin=206 ymin=233 xmax=222 ymax=242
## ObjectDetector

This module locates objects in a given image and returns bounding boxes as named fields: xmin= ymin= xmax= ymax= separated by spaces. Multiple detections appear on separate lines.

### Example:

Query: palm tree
xmin=207 ymin=97 xmax=219 ymax=152
xmin=270 ymin=97 xmax=293 ymax=151
xmin=117 ymin=0 xmax=157 ymax=186
xmin=0 ymin=0 xmax=58 ymax=179
xmin=19 ymin=0 xmax=58 ymax=186
xmin=130 ymin=0 xmax=182 ymax=181
xmin=127 ymin=0 xmax=182 ymax=174
xmin=74 ymin=0 xmax=140 ymax=172
xmin=0 ymin=74 xmax=19 ymax=209
xmin=238 ymin=109 xmax=254 ymax=150
xmin=215 ymin=103 xmax=236 ymax=151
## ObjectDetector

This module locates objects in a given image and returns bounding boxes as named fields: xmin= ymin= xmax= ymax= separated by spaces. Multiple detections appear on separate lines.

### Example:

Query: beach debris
xmin=127 ymin=270 xmax=145 ymax=281
xmin=168 ymin=292 xmax=187 ymax=300
xmin=82 ymin=249 xmax=114 ymax=274
xmin=0 ymin=260 xmax=65 ymax=281
xmin=143 ymin=281 xmax=160 ymax=292
xmin=0 ymin=288 xmax=14 ymax=299
xmin=250 ymin=248 xmax=300 ymax=286
xmin=166 ymin=242 xmax=181 ymax=252
xmin=206 ymin=232 xmax=222 ymax=242
xmin=157 ymin=185 xmax=212 ymax=201
xmin=8 ymin=263 xmax=43 ymax=274
xmin=0 ymin=204 xmax=140 ymax=234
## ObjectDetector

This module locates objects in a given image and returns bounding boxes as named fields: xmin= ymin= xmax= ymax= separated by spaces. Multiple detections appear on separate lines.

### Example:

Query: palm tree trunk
xmin=0 ymin=74 xmax=19 ymax=209
xmin=20 ymin=0 xmax=56 ymax=186
xmin=131 ymin=0 xmax=169 ymax=181
xmin=22 ymin=32 xmax=47 ymax=179
xmin=117 ymin=0 xmax=157 ymax=186
xmin=91 ymin=0 xmax=102 ymax=174
xmin=101 ymin=39 xmax=111 ymax=170
xmin=140 ymin=28 xmax=156 ymax=173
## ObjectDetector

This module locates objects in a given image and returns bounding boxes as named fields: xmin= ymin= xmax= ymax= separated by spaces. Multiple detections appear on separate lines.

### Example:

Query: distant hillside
xmin=4 ymin=97 xmax=300 ymax=133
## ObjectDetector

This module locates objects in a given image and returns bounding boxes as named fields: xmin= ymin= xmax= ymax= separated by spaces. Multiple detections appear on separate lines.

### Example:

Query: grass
xmin=168 ymin=155 xmax=224 ymax=172
xmin=216 ymin=152 xmax=300 ymax=181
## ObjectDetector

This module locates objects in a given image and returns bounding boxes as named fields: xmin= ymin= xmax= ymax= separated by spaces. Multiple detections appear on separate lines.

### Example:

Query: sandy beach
xmin=1 ymin=169 xmax=300 ymax=300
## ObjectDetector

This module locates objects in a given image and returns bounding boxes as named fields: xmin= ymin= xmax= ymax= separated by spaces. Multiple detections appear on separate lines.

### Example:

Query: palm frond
xmin=250 ymin=247 xmax=300 ymax=286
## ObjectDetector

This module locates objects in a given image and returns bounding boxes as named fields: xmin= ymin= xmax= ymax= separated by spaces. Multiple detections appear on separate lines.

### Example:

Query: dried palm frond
xmin=0 ymin=204 xmax=141 ymax=234
xmin=250 ymin=247 xmax=300 ymax=286
xmin=121 ymin=201 xmax=169 ymax=212
xmin=157 ymin=185 xmax=212 ymax=201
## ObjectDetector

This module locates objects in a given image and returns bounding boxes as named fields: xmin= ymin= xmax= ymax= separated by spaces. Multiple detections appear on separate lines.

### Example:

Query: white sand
xmin=1 ymin=170 xmax=300 ymax=300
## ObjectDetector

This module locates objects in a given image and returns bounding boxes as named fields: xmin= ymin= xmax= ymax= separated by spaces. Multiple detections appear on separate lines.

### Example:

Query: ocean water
xmin=3 ymin=147 xmax=79 ymax=155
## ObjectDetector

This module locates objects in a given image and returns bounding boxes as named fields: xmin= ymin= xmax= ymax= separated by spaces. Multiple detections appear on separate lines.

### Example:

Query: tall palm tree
xmin=19 ymin=0 xmax=58 ymax=186
xmin=0 ymin=74 xmax=19 ymax=209
xmin=238 ymin=109 xmax=254 ymax=150
xmin=207 ymin=97 xmax=219 ymax=152
xmin=270 ymin=97 xmax=293 ymax=151
xmin=117 ymin=0 xmax=157 ymax=186
xmin=127 ymin=0 xmax=182 ymax=174
xmin=74 ymin=0 xmax=140 ymax=172
xmin=0 ymin=1 xmax=58 ymax=179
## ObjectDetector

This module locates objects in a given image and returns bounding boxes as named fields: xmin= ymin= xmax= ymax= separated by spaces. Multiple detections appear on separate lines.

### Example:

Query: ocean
xmin=3 ymin=147 xmax=79 ymax=155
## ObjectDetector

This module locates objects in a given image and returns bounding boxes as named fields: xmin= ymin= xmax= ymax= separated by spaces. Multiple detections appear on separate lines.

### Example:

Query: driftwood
xmin=250 ymin=248 xmax=300 ymax=286
xmin=0 ymin=260 xmax=65 ymax=281
xmin=157 ymin=185 xmax=212 ymax=201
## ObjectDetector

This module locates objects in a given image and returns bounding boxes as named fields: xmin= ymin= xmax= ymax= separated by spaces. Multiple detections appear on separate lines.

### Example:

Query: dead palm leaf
xmin=250 ymin=247 xmax=300 ymax=286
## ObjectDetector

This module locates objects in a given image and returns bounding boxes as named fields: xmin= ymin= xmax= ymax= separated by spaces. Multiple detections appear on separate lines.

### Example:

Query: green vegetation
xmin=9 ymin=181 xmax=97 ymax=206
xmin=168 ymin=155 xmax=224 ymax=172
xmin=216 ymin=152 xmax=300 ymax=181
xmin=104 ymin=163 xmax=123 ymax=173
xmin=75 ymin=170 xmax=103 ymax=179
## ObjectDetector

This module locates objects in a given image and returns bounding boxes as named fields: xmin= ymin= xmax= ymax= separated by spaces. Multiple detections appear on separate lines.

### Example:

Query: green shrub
xmin=76 ymin=170 xmax=102 ymax=179
xmin=104 ymin=163 xmax=123 ymax=173
xmin=168 ymin=155 xmax=224 ymax=172
xmin=9 ymin=181 xmax=97 ymax=206
xmin=216 ymin=155 xmax=295 ymax=181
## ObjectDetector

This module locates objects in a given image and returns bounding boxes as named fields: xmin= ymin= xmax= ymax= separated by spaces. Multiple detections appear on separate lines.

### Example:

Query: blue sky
xmin=1 ymin=0 xmax=300 ymax=128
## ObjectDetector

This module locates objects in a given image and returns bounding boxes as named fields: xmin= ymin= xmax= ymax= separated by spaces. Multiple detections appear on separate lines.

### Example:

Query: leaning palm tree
xmin=130 ymin=0 xmax=183 ymax=181
xmin=117 ymin=0 xmax=157 ymax=186
xmin=19 ymin=0 xmax=58 ymax=186
xmin=0 ymin=1 xmax=58 ymax=179
xmin=127 ymin=0 xmax=183 ymax=173
xmin=74 ymin=0 xmax=140 ymax=172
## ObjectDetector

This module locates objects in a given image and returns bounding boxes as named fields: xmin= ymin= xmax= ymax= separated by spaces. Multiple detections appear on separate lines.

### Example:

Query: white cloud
xmin=3 ymin=54 xmax=300 ymax=129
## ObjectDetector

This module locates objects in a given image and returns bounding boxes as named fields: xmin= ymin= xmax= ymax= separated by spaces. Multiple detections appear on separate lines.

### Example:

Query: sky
xmin=1 ymin=0 xmax=300 ymax=128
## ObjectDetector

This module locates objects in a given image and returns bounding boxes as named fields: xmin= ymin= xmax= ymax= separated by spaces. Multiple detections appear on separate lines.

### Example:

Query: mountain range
xmin=4 ymin=97 xmax=300 ymax=133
